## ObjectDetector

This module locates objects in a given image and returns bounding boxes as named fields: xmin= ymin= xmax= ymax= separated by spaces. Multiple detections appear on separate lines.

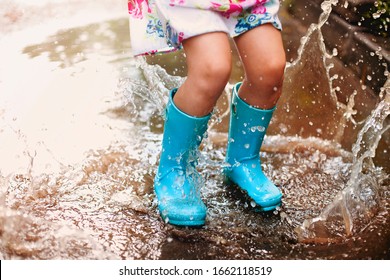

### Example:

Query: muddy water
xmin=0 ymin=1 xmax=389 ymax=260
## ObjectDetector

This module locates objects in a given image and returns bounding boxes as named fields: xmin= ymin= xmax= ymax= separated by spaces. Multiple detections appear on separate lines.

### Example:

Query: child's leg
xmin=233 ymin=24 xmax=286 ymax=109
xmin=173 ymin=32 xmax=232 ymax=117
xmin=154 ymin=32 xmax=232 ymax=226
xmin=224 ymin=24 xmax=285 ymax=211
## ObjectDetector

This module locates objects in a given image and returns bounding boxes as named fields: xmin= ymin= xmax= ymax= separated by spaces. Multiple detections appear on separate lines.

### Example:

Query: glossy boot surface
xmin=154 ymin=89 xmax=210 ymax=226
xmin=225 ymin=83 xmax=282 ymax=211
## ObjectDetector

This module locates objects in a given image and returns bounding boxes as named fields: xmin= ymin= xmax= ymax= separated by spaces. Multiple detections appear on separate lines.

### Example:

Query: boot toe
xmin=249 ymin=184 xmax=282 ymax=211
xmin=253 ymin=192 xmax=282 ymax=210
xmin=158 ymin=200 xmax=206 ymax=226
xmin=226 ymin=162 xmax=283 ymax=211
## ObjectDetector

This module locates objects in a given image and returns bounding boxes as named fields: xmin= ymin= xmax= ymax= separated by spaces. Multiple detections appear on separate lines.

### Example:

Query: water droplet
xmin=372 ymin=12 xmax=382 ymax=19
xmin=55 ymin=45 xmax=65 ymax=52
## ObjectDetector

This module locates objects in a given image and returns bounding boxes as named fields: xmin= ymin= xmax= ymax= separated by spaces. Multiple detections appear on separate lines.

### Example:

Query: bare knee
xmin=182 ymin=32 xmax=232 ymax=101
xmin=200 ymin=60 xmax=231 ymax=93
xmin=188 ymin=58 xmax=232 ymax=100
xmin=174 ymin=57 xmax=231 ymax=116
xmin=248 ymin=56 xmax=286 ymax=90
xmin=239 ymin=55 xmax=286 ymax=108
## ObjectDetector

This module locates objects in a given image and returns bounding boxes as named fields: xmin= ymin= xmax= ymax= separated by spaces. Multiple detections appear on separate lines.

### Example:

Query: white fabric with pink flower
xmin=128 ymin=0 xmax=281 ymax=56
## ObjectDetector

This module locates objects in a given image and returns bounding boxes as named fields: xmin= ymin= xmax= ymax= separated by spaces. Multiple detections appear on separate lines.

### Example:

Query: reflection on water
xmin=0 ymin=0 xmax=389 ymax=259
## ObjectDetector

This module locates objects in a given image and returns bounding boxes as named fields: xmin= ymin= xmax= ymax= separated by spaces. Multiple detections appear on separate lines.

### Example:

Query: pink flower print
xmin=252 ymin=0 xmax=267 ymax=14
xmin=169 ymin=0 xmax=186 ymax=6
xmin=211 ymin=1 xmax=244 ymax=18
xmin=178 ymin=32 xmax=185 ymax=44
xmin=128 ymin=0 xmax=151 ymax=19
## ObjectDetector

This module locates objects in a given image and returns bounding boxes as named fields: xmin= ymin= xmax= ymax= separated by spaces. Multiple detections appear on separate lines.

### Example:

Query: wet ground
xmin=0 ymin=0 xmax=389 ymax=260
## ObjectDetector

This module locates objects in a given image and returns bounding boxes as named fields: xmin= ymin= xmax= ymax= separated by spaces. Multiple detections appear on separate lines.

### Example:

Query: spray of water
xmin=280 ymin=0 xmax=390 ymax=241
xmin=1 ymin=0 xmax=389 ymax=260
xmin=297 ymin=79 xmax=389 ymax=241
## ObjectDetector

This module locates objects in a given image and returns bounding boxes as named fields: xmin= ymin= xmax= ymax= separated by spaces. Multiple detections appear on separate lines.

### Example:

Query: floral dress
xmin=128 ymin=0 xmax=282 ymax=56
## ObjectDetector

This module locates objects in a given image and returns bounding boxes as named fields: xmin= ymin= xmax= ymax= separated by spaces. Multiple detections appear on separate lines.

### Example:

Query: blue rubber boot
xmin=224 ymin=82 xmax=282 ymax=211
xmin=154 ymin=89 xmax=211 ymax=226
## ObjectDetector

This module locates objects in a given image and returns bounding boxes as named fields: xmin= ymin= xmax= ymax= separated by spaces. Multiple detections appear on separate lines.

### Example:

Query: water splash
xmin=273 ymin=0 xmax=360 ymax=142
xmin=1 ymin=0 xmax=389 ymax=260
xmin=273 ymin=0 xmax=390 ymax=242
xmin=297 ymin=80 xmax=389 ymax=241
xmin=194 ymin=0 xmax=387 ymax=243
xmin=119 ymin=57 xmax=185 ymax=115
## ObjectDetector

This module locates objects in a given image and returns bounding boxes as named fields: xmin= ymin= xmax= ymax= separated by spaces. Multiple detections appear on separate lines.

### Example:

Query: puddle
xmin=0 ymin=0 xmax=388 ymax=260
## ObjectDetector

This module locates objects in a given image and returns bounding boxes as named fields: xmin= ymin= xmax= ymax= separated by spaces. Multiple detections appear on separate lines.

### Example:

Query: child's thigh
xmin=234 ymin=24 xmax=285 ymax=73
xmin=182 ymin=32 xmax=232 ymax=75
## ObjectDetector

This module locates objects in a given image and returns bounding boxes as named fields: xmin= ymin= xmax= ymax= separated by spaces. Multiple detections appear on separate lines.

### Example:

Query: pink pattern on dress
xmin=211 ymin=1 xmax=244 ymax=18
xmin=210 ymin=0 xmax=267 ymax=18
xmin=169 ymin=0 xmax=186 ymax=6
xmin=128 ymin=0 xmax=151 ymax=19
xmin=252 ymin=0 xmax=267 ymax=14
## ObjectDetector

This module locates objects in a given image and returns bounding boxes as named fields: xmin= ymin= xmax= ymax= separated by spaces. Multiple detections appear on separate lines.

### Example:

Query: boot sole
xmin=253 ymin=202 xmax=282 ymax=212
xmin=159 ymin=208 xmax=206 ymax=227
xmin=161 ymin=216 xmax=205 ymax=227
xmin=223 ymin=176 xmax=282 ymax=212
